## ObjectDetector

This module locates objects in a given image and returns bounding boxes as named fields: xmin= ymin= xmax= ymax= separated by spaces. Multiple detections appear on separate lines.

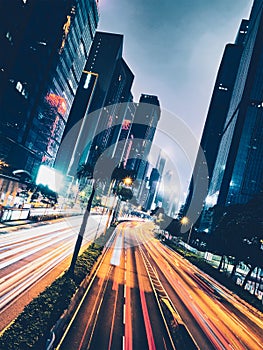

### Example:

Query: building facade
xmin=200 ymin=1 xmax=263 ymax=231
xmin=181 ymin=21 xmax=246 ymax=225
xmin=55 ymin=31 xmax=135 ymax=178
xmin=0 ymin=0 xmax=98 ymax=179
xmin=127 ymin=94 xmax=160 ymax=178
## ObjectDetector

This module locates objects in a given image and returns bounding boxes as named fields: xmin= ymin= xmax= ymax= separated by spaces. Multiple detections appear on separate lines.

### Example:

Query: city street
xmin=57 ymin=221 xmax=175 ymax=350
xmin=56 ymin=221 xmax=263 ymax=350
xmin=0 ymin=214 xmax=107 ymax=329
xmin=139 ymin=226 xmax=263 ymax=350
xmin=1 ymin=1 xmax=263 ymax=350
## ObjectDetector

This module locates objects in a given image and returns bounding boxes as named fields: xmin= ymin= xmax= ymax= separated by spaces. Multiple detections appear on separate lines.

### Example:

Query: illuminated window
xmin=80 ymin=42 xmax=84 ymax=55
xmin=16 ymin=81 xmax=23 ymax=92
xmin=83 ymin=74 xmax=91 ymax=89
xmin=218 ymin=83 xmax=228 ymax=91
xmin=68 ymin=79 xmax=74 ymax=91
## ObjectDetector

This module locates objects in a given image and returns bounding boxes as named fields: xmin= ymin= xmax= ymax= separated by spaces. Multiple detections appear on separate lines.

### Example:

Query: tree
xmin=69 ymin=163 xmax=97 ymax=275
xmin=210 ymin=193 xmax=263 ymax=288
xmin=117 ymin=187 xmax=133 ymax=201
xmin=69 ymin=157 xmax=135 ymax=275
xmin=108 ymin=164 xmax=135 ymax=225
xmin=30 ymin=183 xmax=58 ymax=206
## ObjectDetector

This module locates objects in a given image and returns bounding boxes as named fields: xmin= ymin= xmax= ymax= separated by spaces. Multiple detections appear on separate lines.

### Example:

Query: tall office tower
xmin=0 ymin=0 xmax=98 ymax=179
xmin=55 ymin=31 xmax=134 ymax=177
xmin=181 ymin=19 xmax=247 ymax=224
xmin=112 ymin=100 xmax=136 ymax=166
xmin=145 ymin=168 xmax=160 ymax=211
xmin=154 ymin=152 xmax=166 ymax=207
xmin=200 ymin=1 xmax=263 ymax=231
xmin=127 ymin=94 xmax=161 ymax=190
xmin=162 ymin=170 xmax=177 ymax=217
xmin=137 ymin=173 xmax=150 ymax=210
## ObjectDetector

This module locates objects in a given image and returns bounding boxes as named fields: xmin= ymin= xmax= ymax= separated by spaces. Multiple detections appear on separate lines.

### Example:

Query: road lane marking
xmin=124 ymin=284 xmax=133 ymax=350
xmin=123 ymin=303 xmax=126 ymax=324
xmin=79 ymin=265 xmax=113 ymax=350
xmin=55 ymin=228 xmax=117 ymax=350
xmin=139 ymin=288 xmax=156 ymax=350
xmin=122 ymin=336 xmax=125 ymax=350
xmin=108 ymin=266 xmax=120 ymax=350
xmin=124 ymin=284 xmax=126 ymax=298
xmin=110 ymin=235 xmax=122 ymax=266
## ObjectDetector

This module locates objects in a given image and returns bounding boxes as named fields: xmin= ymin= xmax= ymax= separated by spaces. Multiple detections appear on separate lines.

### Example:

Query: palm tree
xmin=69 ymin=157 xmax=135 ymax=275
xmin=69 ymin=163 xmax=95 ymax=275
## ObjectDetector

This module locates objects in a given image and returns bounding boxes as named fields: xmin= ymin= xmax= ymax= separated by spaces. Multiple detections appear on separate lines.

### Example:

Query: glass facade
xmin=0 ymin=0 xmax=98 ymax=178
xmin=25 ymin=0 xmax=99 ymax=168
xmin=56 ymin=31 xmax=135 ymax=177
xmin=200 ymin=2 xmax=263 ymax=230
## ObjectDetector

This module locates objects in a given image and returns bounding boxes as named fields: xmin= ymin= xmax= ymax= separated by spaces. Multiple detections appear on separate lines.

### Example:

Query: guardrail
xmin=0 ymin=207 xmax=82 ymax=223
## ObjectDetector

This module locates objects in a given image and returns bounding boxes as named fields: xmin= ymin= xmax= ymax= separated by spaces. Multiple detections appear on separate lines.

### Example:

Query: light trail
xmin=0 ymin=215 xmax=107 ymax=314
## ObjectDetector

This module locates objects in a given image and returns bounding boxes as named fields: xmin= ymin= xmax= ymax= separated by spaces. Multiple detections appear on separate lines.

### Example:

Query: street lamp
xmin=181 ymin=216 xmax=193 ymax=256
xmin=181 ymin=216 xmax=189 ymax=226
xmin=110 ymin=176 xmax=133 ymax=225
xmin=123 ymin=176 xmax=133 ymax=186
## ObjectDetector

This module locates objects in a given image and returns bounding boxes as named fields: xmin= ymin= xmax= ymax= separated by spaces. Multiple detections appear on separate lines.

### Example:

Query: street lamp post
xmin=110 ymin=176 xmax=133 ymax=225
xmin=186 ymin=223 xmax=193 ymax=246
xmin=181 ymin=216 xmax=193 ymax=257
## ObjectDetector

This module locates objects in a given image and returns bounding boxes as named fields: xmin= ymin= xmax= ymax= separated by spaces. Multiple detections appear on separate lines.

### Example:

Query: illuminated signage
xmin=122 ymin=119 xmax=131 ymax=130
xmin=36 ymin=165 xmax=63 ymax=192
xmin=46 ymin=93 xmax=67 ymax=115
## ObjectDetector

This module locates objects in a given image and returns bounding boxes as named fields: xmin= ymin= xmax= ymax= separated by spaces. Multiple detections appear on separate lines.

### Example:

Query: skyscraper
xmin=201 ymin=1 xmax=263 ymax=231
xmin=145 ymin=168 xmax=160 ymax=211
xmin=127 ymin=94 xmax=160 ymax=178
xmin=0 ymin=0 xmax=99 ymax=178
xmin=181 ymin=18 xmax=247 ymax=225
xmin=55 ymin=31 xmax=134 ymax=178
xmin=154 ymin=151 xmax=166 ymax=208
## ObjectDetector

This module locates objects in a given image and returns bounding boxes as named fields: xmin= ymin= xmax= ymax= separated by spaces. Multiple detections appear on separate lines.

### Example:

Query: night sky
xmin=98 ymin=0 xmax=253 ymax=202
xmin=98 ymin=0 xmax=253 ymax=138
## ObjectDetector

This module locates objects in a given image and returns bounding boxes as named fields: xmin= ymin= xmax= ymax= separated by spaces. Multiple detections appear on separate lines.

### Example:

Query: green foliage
xmin=0 ymin=243 xmax=103 ymax=350
xmin=30 ymin=183 xmax=58 ymax=205
xmin=209 ymin=193 xmax=263 ymax=285
xmin=117 ymin=187 xmax=133 ymax=201
xmin=72 ymin=246 xmax=102 ymax=284
xmin=152 ymin=208 xmax=181 ymax=236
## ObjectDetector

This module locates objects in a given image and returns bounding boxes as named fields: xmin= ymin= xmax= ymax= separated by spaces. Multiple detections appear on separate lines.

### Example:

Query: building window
xmin=6 ymin=32 xmax=12 ymax=42
xmin=16 ymin=81 xmax=23 ymax=93
xmin=218 ymin=83 xmax=228 ymax=91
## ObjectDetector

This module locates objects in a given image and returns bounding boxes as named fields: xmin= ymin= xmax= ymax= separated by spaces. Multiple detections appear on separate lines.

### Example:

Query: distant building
xmin=127 ymin=94 xmax=161 ymax=191
xmin=200 ymin=1 xmax=263 ymax=231
xmin=113 ymin=102 xmax=137 ymax=167
xmin=0 ymin=0 xmax=99 ymax=178
xmin=153 ymin=151 xmax=166 ymax=208
xmin=162 ymin=170 xmax=178 ymax=217
xmin=145 ymin=168 xmax=160 ymax=211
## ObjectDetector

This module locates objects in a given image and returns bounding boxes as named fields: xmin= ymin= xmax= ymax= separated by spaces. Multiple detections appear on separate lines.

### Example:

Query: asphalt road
xmin=57 ymin=221 xmax=263 ymax=350
xmin=1 ymin=219 xmax=263 ymax=349
xmin=0 ymin=215 xmax=107 ymax=315
xmin=135 ymin=223 xmax=263 ymax=350
xmin=57 ymin=221 xmax=175 ymax=350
